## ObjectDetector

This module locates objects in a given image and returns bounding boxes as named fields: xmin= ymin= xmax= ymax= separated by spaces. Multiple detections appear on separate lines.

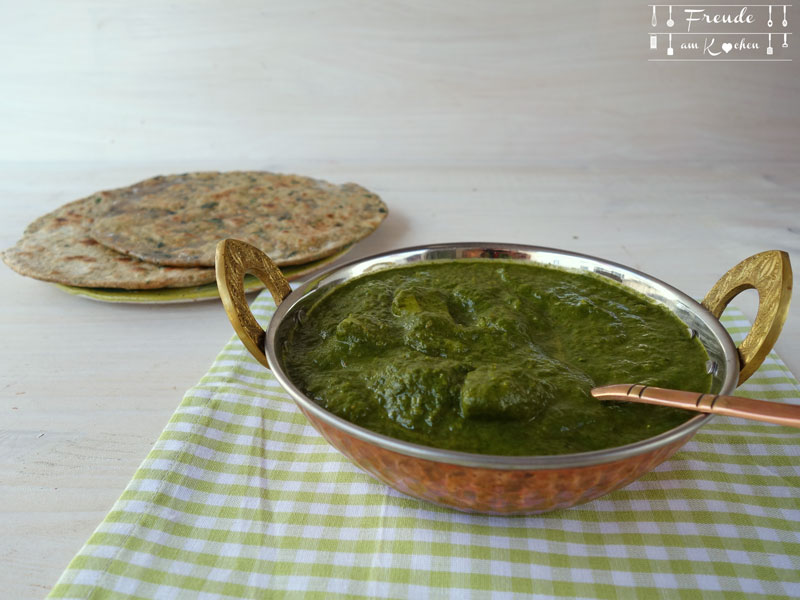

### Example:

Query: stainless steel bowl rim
xmin=265 ymin=242 xmax=739 ymax=470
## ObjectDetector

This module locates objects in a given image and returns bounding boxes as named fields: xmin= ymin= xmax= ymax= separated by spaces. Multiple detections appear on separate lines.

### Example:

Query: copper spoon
xmin=592 ymin=384 xmax=800 ymax=428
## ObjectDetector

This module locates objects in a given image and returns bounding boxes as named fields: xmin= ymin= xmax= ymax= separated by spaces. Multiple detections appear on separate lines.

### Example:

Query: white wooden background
xmin=1 ymin=2 xmax=798 ymax=598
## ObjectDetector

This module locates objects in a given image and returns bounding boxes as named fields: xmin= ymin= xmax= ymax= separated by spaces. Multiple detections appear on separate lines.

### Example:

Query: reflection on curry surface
xmin=284 ymin=260 xmax=711 ymax=456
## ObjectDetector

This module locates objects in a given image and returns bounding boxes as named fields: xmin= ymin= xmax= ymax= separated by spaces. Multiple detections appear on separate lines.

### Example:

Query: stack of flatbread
xmin=2 ymin=171 xmax=387 ymax=296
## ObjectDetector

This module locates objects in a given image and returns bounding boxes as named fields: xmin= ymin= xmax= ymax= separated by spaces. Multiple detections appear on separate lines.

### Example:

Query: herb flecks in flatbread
xmin=89 ymin=171 xmax=387 ymax=267
xmin=2 ymin=186 xmax=216 ymax=289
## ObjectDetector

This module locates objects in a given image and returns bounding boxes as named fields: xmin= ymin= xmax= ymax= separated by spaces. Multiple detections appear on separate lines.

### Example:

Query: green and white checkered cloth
xmin=50 ymin=294 xmax=800 ymax=599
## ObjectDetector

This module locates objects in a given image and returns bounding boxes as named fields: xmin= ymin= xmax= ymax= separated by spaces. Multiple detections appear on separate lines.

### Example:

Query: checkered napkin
xmin=50 ymin=294 xmax=800 ymax=599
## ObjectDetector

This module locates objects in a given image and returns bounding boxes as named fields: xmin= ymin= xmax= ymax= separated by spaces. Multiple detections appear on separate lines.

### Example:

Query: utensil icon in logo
xmin=783 ymin=5 xmax=788 ymax=27
xmin=768 ymin=33 xmax=774 ymax=54
xmin=768 ymin=5 xmax=774 ymax=27
xmin=667 ymin=5 xmax=675 ymax=27
xmin=652 ymin=5 xmax=657 ymax=27
xmin=783 ymin=33 xmax=789 ymax=48
xmin=668 ymin=33 xmax=674 ymax=55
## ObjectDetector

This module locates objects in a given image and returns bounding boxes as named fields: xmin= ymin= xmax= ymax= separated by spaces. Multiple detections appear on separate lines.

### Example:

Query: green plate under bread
xmin=53 ymin=246 xmax=352 ymax=304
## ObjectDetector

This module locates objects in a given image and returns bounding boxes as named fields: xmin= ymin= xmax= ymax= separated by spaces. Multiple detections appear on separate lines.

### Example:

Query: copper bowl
xmin=216 ymin=241 xmax=791 ymax=514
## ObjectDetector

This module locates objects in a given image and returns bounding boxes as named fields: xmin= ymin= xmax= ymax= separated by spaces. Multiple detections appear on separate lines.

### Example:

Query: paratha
xmin=51 ymin=245 xmax=354 ymax=304
xmin=89 ymin=171 xmax=387 ymax=267
xmin=2 ymin=185 xmax=216 ymax=289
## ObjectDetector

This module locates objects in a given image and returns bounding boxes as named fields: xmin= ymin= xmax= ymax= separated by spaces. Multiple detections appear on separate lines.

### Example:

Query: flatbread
xmin=2 ymin=186 xmax=216 ymax=289
xmin=89 ymin=171 xmax=387 ymax=267
xmin=52 ymin=245 xmax=353 ymax=304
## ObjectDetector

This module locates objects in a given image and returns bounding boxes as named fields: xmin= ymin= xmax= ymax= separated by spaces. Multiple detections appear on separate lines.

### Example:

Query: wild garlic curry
xmin=284 ymin=260 xmax=711 ymax=455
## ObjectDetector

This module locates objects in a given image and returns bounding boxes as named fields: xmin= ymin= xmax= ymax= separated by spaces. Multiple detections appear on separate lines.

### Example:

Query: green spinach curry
xmin=284 ymin=260 xmax=711 ymax=455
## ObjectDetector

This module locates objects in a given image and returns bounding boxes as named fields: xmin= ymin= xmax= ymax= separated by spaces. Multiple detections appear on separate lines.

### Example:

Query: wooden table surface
xmin=1 ymin=2 xmax=798 ymax=598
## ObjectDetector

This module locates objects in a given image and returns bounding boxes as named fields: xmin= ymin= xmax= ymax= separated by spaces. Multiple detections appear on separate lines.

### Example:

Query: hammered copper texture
xmin=213 ymin=243 xmax=791 ymax=513
xmin=301 ymin=407 xmax=695 ymax=514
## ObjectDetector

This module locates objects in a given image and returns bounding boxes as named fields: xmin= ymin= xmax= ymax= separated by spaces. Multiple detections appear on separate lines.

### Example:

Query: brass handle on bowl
xmin=702 ymin=250 xmax=792 ymax=385
xmin=215 ymin=239 xmax=292 ymax=368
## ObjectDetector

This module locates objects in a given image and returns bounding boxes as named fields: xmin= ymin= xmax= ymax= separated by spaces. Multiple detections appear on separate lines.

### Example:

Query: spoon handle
xmin=592 ymin=384 xmax=800 ymax=429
